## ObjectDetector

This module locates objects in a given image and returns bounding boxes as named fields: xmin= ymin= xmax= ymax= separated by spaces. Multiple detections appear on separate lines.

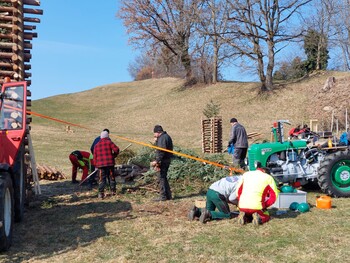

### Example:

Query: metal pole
xmin=346 ymin=108 xmax=348 ymax=132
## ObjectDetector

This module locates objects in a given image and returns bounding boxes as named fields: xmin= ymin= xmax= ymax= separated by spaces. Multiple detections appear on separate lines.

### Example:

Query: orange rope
xmin=27 ymin=110 xmax=245 ymax=174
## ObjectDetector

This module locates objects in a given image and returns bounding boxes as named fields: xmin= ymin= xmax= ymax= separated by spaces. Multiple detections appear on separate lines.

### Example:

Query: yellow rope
xmin=28 ymin=110 xmax=245 ymax=175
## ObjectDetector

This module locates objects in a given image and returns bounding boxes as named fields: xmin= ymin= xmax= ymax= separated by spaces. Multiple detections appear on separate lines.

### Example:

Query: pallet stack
xmin=1 ymin=0 xmax=43 ymax=193
xmin=201 ymin=116 xmax=223 ymax=153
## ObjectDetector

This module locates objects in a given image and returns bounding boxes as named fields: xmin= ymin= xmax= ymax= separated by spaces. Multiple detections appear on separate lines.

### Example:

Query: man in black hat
xmin=228 ymin=118 xmax=248 ymax=168
xmin=151 ymin=125 xmax=173 ymax=201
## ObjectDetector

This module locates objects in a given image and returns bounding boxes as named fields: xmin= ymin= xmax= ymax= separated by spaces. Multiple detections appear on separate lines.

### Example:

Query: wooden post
xmin=331 ymin=110 xmax=334 ymax=132
xmin=27 ymin=133 xmax=41 ymax=194
xmin=310 ymin=119 xmax=318 ymax=132
xmin=336 ymin=119 xmax=338 ymax=136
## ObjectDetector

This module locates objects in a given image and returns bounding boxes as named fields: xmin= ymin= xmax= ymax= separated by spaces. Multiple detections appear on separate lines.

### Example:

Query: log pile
xmin=202 ymin=116 xmax=223 ymax=153
xmin=247 ymin=132 xmax=262 ymax=140
xmin=36 ymin=164 xmax=66 ymax=180
xmin=0 ymin=0 xmax=43 ymax=85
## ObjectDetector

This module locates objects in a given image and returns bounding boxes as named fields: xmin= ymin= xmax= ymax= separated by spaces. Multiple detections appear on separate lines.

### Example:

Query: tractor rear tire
xmin=318 ymin=150 xmax=350 ymax=197
xmin=0 ymin=172 xmax=14 ymax=251
xmin=13 ymin=144 xmax=26 ymax=222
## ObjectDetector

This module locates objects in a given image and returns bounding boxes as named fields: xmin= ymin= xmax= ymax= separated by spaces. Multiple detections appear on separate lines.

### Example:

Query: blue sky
xmin=30 ymin=1 xmax=135 ymax=100
xmin=29 ymin=1 xmax=266 ymax=100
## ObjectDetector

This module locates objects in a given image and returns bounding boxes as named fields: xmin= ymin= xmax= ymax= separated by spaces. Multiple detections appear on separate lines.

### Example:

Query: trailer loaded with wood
xmin=0 ymin=0 xmax=42 ymax=251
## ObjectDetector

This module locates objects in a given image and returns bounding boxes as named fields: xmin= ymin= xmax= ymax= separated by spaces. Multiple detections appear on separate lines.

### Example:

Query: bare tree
xmin=118 ymin=0 xmax=202 ymax=84
xmin=128 ymin=47 xmax=185 ymax=80
xmin=196 ymin=0 xmax=231 ymax=83
xmin=330 ymin=0 xmax=350 ymax=70
xmin=223 ymin=0 xmax=312 ymax=92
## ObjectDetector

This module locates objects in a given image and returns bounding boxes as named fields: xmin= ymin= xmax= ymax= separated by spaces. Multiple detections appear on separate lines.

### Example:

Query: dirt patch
xmin=307 ymin=74 xmax=350 ymax=130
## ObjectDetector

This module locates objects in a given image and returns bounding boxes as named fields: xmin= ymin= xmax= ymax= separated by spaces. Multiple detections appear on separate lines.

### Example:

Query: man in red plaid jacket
xmin=93 ymin=130 xmax=120 ymax=198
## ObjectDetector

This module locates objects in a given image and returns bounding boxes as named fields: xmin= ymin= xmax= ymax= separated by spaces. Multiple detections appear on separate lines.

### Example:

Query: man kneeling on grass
xmin=236 ymin=167 xmax=279 ymax=225
xmin=188 ymin=175 xmax=242 ymax=224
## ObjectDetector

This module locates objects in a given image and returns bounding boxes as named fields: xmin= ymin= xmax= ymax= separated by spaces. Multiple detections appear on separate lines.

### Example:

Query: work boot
xmin=199 ymin=209 xmax=211 ymax=224
xmin=98 ymin=192 xmax=105 ymax=199
xmin=188 ymin=205 xmax=201 ymax=221
xmin=252 ymin=212 xmax=262 ymax=225
xmin=238 ymin=211 xmax=246 ymax=225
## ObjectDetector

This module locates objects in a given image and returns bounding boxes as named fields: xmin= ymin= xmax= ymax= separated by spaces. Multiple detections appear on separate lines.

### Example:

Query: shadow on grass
xmin=1 ymin=180 xmax=134 ymax=262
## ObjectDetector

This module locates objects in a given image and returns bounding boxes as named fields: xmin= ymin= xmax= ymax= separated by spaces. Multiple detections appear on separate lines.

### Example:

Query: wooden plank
xmin=27 ymin=133 xmax=41 ymax=194
xmin=23 ymin=0 xmax=41 ymax=6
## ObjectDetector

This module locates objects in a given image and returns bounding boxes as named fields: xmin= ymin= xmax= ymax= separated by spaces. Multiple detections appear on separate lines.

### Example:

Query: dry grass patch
xmin=3 ymin=73 xmax=350 ymax=262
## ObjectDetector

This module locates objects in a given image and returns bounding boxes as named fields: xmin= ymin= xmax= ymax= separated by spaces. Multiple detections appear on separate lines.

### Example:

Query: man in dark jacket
xmin=151 ymin=125 xmax=173 ymax=201
xmin=94 ymin=130 xmax=119 ymax=199
xmin=228 ymin=118 xmax=248 ymax=168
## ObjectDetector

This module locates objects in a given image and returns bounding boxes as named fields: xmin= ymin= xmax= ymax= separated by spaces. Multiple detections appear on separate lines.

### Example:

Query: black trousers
xmin=157 ymin=159 xmax=172 ymax=199
xmin=98 ymin=166 xmax=116 ymax=194
xmin=232 ymin=147 xmax=247 ymax=168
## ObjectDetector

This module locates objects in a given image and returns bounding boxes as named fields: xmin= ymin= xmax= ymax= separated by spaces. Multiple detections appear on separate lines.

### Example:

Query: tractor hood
xmin=248 ymin=140 xmax=308 ymax=170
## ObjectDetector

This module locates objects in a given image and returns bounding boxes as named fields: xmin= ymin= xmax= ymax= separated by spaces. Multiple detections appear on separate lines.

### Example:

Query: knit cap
xmin=101 ymin=131 xmax=109 ymax=138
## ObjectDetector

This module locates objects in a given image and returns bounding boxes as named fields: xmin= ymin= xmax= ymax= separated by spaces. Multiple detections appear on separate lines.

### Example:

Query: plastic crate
xmin=271 ymin=190 xmax=307 ymax=209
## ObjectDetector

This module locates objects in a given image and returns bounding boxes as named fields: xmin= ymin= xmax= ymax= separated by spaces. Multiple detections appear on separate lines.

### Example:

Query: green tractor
xmin=247 ymin=120 xmax=350 ymax=197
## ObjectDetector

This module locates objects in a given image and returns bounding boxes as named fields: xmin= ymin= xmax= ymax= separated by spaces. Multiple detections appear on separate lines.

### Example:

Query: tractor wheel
xmin=318 ymin=150 xmax=350 ymax=197
xmin=13 ymin=144 xmax=26 ymax=222
xmin=0 ymin=172 xmax=14 ymax=251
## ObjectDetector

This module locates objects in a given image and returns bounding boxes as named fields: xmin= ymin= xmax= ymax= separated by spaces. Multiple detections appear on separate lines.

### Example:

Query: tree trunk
xmin=212 ymin=36 xmax=218 ymax=84
xmin=255 ymin=41 xmax=269 ymax=92
xmin=181 ymin=51 xmax=193 ymax=80
xmin=265 ymin=39 xmax=275 ymax=91
xmin=180 ymin=39 xmax=196 ymax=85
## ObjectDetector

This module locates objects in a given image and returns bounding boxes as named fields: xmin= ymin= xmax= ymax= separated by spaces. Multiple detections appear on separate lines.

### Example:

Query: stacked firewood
xmin=247 ymin=132 xmax=262 ymax=140
xmin=36 ymin=164 xmax=66 ymax=181
xmin=202 ymin=117 xmax=223 ymax=153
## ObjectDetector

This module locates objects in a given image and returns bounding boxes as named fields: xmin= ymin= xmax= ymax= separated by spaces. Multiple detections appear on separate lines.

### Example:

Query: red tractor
xmin=0 ymin=81 xmax=29 ymax=251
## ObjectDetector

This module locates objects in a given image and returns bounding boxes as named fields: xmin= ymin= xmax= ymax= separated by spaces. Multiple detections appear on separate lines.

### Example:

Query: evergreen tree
xmin=304 ymin=29 xmax=329 ymax=72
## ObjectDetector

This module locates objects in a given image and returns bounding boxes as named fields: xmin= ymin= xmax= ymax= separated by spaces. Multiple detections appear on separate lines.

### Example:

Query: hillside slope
xmin=31 ymin=71 xmax=350 ymax=175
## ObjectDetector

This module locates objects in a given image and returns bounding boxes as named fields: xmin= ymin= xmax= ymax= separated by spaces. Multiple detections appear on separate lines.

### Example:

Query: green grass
xmin=2 ymin=72 xmax=350 ymax=262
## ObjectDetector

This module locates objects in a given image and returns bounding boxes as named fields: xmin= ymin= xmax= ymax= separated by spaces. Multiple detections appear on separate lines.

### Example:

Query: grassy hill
xmin=2 ymin=71 xmax=350 ymax=262
xmin=31 ymin=71 xmax=350 ymax=175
